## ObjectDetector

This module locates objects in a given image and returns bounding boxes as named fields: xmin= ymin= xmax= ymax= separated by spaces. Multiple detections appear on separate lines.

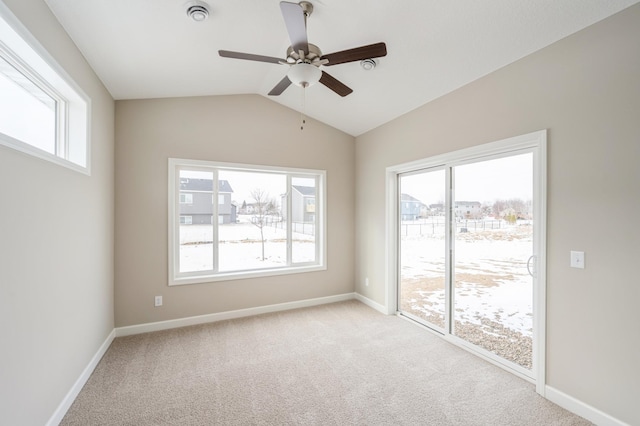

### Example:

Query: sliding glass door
xmin=395 ymin=134 xmax=545 ymax=380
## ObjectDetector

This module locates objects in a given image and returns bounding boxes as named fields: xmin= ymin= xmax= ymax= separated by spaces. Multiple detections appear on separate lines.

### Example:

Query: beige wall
xmin=355 ymin=5 xmax=640 ymax=425
xmin=114 ymin=95 xmax=355 ymax=327
xmin=0 ymin=1 xmax=115 ymax=424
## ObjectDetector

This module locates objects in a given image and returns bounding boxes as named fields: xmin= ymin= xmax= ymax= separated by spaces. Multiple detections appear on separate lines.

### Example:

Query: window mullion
xmin=286 ymin=174 xmax=292 ymax=266
xmin=57 ymin=98 xmax=68 ymax=159
xmin=173 ymin=166 xmax=182 ymax=277
xmin=212 ymin=168 xmax=219 ymax=273
xmin=444 ymin=165 xmax=453 ymax=336
xmin=315 ymin=175 xmax=321 ymax=266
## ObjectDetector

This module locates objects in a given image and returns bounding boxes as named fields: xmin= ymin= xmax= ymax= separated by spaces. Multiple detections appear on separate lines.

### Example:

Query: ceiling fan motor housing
xmin=286 ymin=44 xmax=323 ymax=64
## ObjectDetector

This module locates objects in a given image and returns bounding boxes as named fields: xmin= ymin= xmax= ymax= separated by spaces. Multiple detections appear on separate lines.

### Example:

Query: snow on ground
xmin=401 ymin=224 xmax=533 ymax=336
xmin=179 ymin=222 xmax=315 ymax=273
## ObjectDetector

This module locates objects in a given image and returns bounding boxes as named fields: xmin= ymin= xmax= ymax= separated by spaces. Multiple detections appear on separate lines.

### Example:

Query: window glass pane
xmin=398 ymin=169 xmax=446 ymax=329
xmin=0 ymin=55 xmax=56 ymax=153
xmin=218 ymin=170 xmax=286 ymax=272
xmin=452 ymin=153 xmax=534 ymax=369
xmin=291 ymin=176 xmax=316 ymax=263
xmin=178 ymin=170 xmax=214 ymax=273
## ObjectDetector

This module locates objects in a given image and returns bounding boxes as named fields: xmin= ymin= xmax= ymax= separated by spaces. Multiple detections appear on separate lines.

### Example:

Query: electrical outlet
xmin=154 ymin=295 xmax=163 ymax=307
xmin=365 ymin=278 xmax=369 ymax=287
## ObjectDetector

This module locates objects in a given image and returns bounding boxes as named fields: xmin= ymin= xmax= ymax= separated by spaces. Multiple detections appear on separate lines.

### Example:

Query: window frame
xmin=168 ymin=158 xmax=327 ymax=286
xmin=0 ymin=3 xmax=90 ymax=174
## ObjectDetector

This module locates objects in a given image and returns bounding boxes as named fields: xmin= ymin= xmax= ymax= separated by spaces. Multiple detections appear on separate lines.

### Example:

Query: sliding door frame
xmin=385 ymin=130 xmax=547 ymax=395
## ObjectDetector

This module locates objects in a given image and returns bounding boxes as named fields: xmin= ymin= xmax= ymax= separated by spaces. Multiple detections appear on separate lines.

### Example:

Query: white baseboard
xmin=116 ymin=293 xmax=356 ymax=337
xmin=46 ymin=298 xmax=630 ymax=426
xmin=46 ymin=329 xmax=115 ymax=426
xmin=545 ymin=386 xmax=629 ymax=426
xmin=354 ymin=292 xmax=388 ymax=314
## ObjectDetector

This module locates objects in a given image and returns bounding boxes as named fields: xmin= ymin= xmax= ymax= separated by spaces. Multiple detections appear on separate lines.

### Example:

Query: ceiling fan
xmin=218 ymin=1 xmax=387 ymax=97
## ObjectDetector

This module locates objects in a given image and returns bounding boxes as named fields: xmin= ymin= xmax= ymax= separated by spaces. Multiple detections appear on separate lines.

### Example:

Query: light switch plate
xmin=570 ymin=251 xmax=585 ymax=269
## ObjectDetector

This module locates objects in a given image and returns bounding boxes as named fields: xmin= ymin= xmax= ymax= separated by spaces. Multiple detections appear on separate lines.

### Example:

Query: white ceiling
xmin=45 ymin=0 xmax=638 ymax=136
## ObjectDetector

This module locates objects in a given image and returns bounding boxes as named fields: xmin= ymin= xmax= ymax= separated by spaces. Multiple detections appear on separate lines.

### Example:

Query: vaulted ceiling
xmin=45 ymin=0 xmax=639 ymax=136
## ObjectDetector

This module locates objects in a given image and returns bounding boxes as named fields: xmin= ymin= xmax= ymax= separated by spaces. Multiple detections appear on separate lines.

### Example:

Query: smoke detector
xmin=186 ymin=1 xmax=210 ymax=22
xmin=360 ymin=59 xmax=377 ymax=71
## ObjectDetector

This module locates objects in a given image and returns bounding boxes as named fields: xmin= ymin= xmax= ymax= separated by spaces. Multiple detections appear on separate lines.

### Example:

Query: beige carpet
xmin=61 ymin=300 xmax=590 ymax=425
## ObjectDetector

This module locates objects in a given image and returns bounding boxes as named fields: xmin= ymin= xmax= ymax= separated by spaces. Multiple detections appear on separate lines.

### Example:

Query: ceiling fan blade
xmin=319 ymin=71 xmax=353 ymax=97
xmin=219 ymin=50 xmax=283 ymax=64
xmin=268 ymin=75 xmax=292 ymax=96
xmin=321 ymin=42 xmax=387 ymax=66
xmin=280 ymin=2 xmax=309 ymax=55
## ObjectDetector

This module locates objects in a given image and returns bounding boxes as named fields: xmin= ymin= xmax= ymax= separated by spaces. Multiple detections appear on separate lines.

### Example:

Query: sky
xmin=0 ymin=64 xmax=56 ymax=153
xmin=400 ymin=153 xmax=533 ymax=206
xmin=182 ymin=169 xmax=315 ymax=206
xmin=182 ymin=153 xmax=532 ymax=208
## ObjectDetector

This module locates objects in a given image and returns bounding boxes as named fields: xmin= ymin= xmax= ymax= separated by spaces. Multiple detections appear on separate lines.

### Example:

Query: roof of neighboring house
xmin=180 ymin=178 xmax=233 ymax=193
xmin=292 ymin=185 xmax=315 ymax=196
xmin=400 ymin=193 xmax=424 ymax=204
xmin=219 ymin=180 xmax=233 ymax=193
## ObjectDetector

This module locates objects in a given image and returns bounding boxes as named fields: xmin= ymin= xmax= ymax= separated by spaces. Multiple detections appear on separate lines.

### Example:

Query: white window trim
xmin=0 ymin=2 xmax=90 ymax=174
xmin=168 ymin=158 xmax=327 ymax=286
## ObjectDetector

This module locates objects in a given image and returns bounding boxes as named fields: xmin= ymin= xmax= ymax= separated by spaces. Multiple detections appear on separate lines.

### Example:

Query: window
xmin=179 ymin=193 xmax=193 ymax=204
xmin=0 ymin=4 xmax=90 ymax=173
xmin=168 ymin=158 xmax=326 ymax=285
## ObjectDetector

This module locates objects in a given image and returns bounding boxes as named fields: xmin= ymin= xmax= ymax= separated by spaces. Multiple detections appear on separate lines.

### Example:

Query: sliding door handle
xmin=527 ymin=255 xmax=536 ymax=278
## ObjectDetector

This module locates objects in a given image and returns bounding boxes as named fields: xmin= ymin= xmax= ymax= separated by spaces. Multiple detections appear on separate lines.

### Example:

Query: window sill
xmin=169 ymin=264 xmax=327 ymax=286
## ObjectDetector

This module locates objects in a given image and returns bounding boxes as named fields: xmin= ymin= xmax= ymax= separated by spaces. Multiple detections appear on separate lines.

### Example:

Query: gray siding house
xmin=179 ymin=178 xmax=236 ymax=224
xmin=285 ymin=185 xmax=315 ymax=223
xmin=400 ymin=193 xmax=424 ymax=221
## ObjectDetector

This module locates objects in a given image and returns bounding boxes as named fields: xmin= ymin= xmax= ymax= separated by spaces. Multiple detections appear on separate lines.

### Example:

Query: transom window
xmin=0 ymin=54 xmax=57 ymax=153
xmin=0 ymin=4 xmax=90 ymax=173
xmin=168 ymin=158 xmax=326 ymax=285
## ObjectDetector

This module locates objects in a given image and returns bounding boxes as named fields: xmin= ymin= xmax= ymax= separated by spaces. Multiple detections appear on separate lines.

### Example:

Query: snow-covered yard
xmin=400 ymin=223 xmax=533 ymax=369
xmin=179 ymin=222 xmax=315 ymax=272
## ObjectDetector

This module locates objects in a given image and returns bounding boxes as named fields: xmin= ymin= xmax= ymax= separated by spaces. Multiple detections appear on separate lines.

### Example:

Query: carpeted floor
xmin=61 ymin=300 xmax=591 ymax=425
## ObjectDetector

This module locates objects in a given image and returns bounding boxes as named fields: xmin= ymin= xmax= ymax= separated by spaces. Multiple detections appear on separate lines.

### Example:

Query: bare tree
xmin=492 ymin=198 xmax=532 ymax=222
xmin=250 ymin=188 xmax=277 ymax=261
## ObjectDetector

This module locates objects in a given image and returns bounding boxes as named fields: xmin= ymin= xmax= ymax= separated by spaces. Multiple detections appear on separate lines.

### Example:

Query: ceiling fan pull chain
xmin=300 ymin=86 xmax=307 ymax=131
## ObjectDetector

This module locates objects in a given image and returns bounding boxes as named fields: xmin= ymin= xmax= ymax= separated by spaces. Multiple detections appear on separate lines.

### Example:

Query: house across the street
xmin=179 ymin=178 xmax=236 ymax=224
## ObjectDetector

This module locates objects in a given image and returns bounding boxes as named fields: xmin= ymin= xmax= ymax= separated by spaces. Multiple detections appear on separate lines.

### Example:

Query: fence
xmin=268 ymin=219 xmax=315 ymax=236
xmin=400 ymin=219 xmax=508 ymax=237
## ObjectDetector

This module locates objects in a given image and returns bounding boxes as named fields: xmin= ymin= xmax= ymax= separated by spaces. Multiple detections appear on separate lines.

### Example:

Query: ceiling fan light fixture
xmin=186 ymin=1 xmax=210 ymax=22
xmin=287 ymin=63 xmax=321 ymax=87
